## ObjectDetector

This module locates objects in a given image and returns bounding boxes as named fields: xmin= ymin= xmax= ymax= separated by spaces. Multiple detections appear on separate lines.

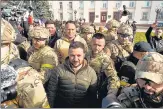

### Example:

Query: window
xmin=68 ymin=13 xmax=73 ymax=20
xmin=128 ymin=13 xmax=133 ymax=19
xmin=129 ymin=1 xmax=135 ymax=7
xmin=158 ymin=12 xmax=163 ymax=20
xmin=116 ymin=2 xmax=120 ymax=8
xmin=59 ymin=2 xmax=63 ymax=9
xmin=69 ymin=2 xmax=72 ymax=9
xmin=79 ymin=1 xmax=84 ymax=9
xmin=142 ymin=12 xmax=148 ymax=20
xmin=60 ymin=13 xmax=63 ymax=20
xmin=101 ymin=1 xmax=108 ymax=9
xmin=144 ymin=1 xmax=151 ymax=7
xmin=90 ymin=1 xmax=95 ymax=8
xmin=161 ymin=2 xmax=163 ymax=7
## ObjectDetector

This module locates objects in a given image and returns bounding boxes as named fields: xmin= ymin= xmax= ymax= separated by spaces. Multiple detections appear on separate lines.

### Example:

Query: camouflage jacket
xmin=1 ymin=43 xmax=20 ymax=65
xmin=106 ymin=40 xmax=133 ymax=62
xmin=80 ymin=33 xmax=92 ymax=49
xmin=54 ymin=35 xmax=88 ymax=64
xmin=1 ymin=59 xmax=50 ymax=108
xmin=28 ymin=45 xmax=58 ymax=83
xmin=104 ymin=31 xmax=118 ymax=45
xmin=86 ymin=50 xmax=120 ymax=94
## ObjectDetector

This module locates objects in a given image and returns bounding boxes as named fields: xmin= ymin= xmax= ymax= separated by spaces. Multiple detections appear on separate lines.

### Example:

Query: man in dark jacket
xmin=45 ymin=20 xmax=60 ymax=48
xmin=47 ymin=41 xmax=97 ymax=108
xmin=145 ymin=23 xmax=163 ymax=54
xmin=117 ymin=41 xmax=154 ymax=86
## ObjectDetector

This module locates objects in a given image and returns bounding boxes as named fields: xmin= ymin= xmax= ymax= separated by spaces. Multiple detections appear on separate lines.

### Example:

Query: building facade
xmin=48 ymin=1 xmax=163 ymax=24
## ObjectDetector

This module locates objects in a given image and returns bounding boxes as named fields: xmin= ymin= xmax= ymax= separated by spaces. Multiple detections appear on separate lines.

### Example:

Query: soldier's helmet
xmin=1 ymin=18 xmax=16 ymax=44
xmin=28 ymin=26 xmax=50 ymax=39
xmin=105 ymin=19 xmax=120 ymax=30
xmin=135 ymin=52 xmax=163 ymax=84
xmin=82 ymin=25 xmax=95 ymax=33
xmin=117 ymin=23 xmax=133 ymax=37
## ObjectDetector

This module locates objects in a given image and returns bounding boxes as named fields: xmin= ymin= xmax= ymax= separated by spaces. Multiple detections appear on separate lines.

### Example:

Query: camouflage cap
xmin=1 ymin=18 xmax=16 ymax=44
xmin=117 ymin=24 xmax=133 ymax=36
xmin=135 ymin=52 xmax=163 ymax=84
xmin=105 ymin=19 xmax=120 ymax=30
xmin=82 ymin=25 xmax=95 ymax=33
xmin=28 ymin=26 xmax=50 ymax=39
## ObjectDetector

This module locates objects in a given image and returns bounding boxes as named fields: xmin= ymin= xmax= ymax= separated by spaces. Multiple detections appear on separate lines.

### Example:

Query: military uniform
xmin=1 ymin=43 xmax=20 ymax=65
xmin=102 ymin=52 xmax=163 ymax=108
xmin=104 ymin=19 xmax=120 ymax=44
xmin=54 ymin=35 xmax=88 ymax=64
xmin=1 ymin=19 xmax=50 ymax=108
xmin=107 ymin=40 xmax=133 ymax=61
xmin=80 ymin=25 xmax=95 ymax=48
xmin=1 ymin=60 xmax=50 ymax=108
xmin=1 ymin=18 xmax=20 ymax=65
xmin=86 ymin=50 xmax=120 ymax=99
xmin=28 ymin=26 xmax=58 ymax=84
xmin=107 ymin=24 xmax=133 ymax=62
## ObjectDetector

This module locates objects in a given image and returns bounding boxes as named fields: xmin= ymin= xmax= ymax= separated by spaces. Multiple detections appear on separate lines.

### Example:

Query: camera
xmin=1 ymin=84 xmax=17 ymax=103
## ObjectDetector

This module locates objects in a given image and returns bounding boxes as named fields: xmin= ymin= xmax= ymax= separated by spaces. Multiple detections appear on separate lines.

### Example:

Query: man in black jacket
xmin=47 ymin=41 xmax=97 ymax=108
xmin=117 ymin=41 xmax=154 ymax=86
xmin=45 ymin=20 xmax=60 ymax=48
xmin=145 ymin=23 xmax=163 ymax=54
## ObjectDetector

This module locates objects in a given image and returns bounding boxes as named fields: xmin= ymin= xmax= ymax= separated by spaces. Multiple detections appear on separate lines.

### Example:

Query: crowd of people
xmin=1 ymin=10 xmax=163 ymax=108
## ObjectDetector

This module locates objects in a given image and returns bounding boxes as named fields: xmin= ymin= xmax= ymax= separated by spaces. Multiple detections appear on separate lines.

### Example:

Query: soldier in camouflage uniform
xmin=102 ymin=52 xmax=163 ymax=108
xmin=107 ymin=23 xmax=133 ymax=62
xmin=80 ymin=25 xmax=95 ymax=48
xmin=86 ymin=33 xmax=120 ymax=107
xmin=54 ymin=20 xmax=88 ymax=64
xmin=27 ymin=26 xmax=58 ymax=84
xmin=104 ymin=19 xmax=120 ymax=44
xmin=1 ymin=19 xmax=49 ymax=108
xmin=1 ymin=18 xmax=20 ymax=65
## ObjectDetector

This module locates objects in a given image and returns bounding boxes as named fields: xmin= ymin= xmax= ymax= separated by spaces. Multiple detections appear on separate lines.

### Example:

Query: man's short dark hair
xmin=65 ymin=20 xmax=76 ymax=27
xmin=45 ymin=19 xmax=55 ymax=26
xmin=92 ymin=33 xmax=105 ymax=40
xmin=69 ymin=41 xmax=86 ymax=53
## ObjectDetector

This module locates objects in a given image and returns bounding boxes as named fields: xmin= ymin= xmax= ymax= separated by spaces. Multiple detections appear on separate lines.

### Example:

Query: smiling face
xmin=68 ymin=48 xmax=85 ymax=68
xmin=137 ymin=78 xmax=163 ymax=95
xmin=136 ymin=78 xmax=163 ymax=103
xmin=65 ymin=23 xmax=77 ymax=41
